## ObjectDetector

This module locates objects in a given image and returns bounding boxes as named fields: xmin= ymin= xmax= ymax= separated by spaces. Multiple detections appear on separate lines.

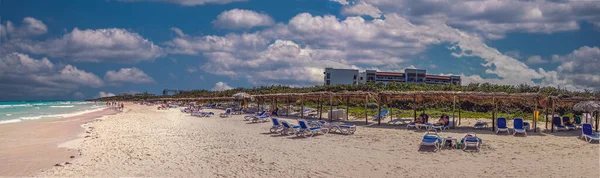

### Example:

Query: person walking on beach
xmin=121 ymin=103 xmax=124 ymax=111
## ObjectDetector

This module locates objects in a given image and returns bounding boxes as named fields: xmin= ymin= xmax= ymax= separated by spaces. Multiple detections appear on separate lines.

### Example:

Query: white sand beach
xmin=36 ymin=104 xmax=600 ymax=177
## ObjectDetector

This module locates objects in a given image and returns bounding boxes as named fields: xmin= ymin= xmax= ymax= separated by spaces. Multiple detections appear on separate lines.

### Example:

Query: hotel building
xmin=324 ymin=68 xmax=461 ymax=86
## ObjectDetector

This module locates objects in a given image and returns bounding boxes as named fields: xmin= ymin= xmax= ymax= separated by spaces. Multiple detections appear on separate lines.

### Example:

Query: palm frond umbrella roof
xmin=573 ymin=101 xmax=600 ymax=112
xmin=233 ymin=92 xmax=255 ymax=101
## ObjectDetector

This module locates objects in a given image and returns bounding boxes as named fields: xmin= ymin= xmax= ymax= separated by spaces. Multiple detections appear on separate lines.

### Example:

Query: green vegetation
xmin=96 ymin=83 xmax=597 ymax=100
xmin=94 ymin=83 xmax=597 ymax=119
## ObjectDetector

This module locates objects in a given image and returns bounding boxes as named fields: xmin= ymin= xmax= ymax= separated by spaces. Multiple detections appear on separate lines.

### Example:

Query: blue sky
xmin=1 ymin=0 xmax=599 ymax=101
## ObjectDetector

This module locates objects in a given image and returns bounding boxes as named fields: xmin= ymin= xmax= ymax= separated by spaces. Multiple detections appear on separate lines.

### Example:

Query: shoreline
xmin=0 ymin=107 xmax=120 ymax=176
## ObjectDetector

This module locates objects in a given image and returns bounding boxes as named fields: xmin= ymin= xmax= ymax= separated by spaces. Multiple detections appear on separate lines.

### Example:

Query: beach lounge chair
xmin=407 ymin=116 xmax=432 ymax=130
xmin=252 ymin=115 xmax=270 ymax=123
xmin=388 ymin=118 xmax=412 ymax=125
xmin=562 ymin=117 xmax=577 ymax=130
xmin=219 ymin=108 xmax=232 ymax=118
xmin=280 ymin=121 xmax=300 ymax=136
xmin=296 ymin=120 xmax=328 ymax=138
xmin=573 ymin=116 xmax=582 ymax=129
xmin=328 ymin=122 xmax=357 ymax=134
xmin=474 ymin=122 xmax=488 ymax=129
xmin=552 ymin=117 xmax=567 ymax=131
xmin=581 ymin=124 xmax=599 ymax=143
xmin=432 ymin=120 xmax=451 ymax=131
xmin=496 ymin=118 xmax=510 ymax=134
xmin=269 ymin=118 xmax=282 ymax=133
xmin=244 ymin=110 xmax=266 ymax=121
xmin=290 ymin=108 xmax=314 ymax=117
xmin=420 ymin=130 xmax=442 ymax=152
xmin=513 ymin=118 xmax=527 ymax=136
xmin=373 ymin=110 xmax=389 ymax=120
xmin=461 ymin=132 xmax=482 ymax=151
xmin=232 ymin=107 xmax=243 ymax=115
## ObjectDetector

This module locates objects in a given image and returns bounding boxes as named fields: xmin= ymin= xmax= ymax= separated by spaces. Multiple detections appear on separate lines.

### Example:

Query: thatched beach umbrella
xmin=573 ymin=101 xmax=600 ymax=132
xmin=233 ymin=92 xmax=254 ymax=109
xmin=233 ymin=92 xmax=255 ymax=101
xmin=573 ymin=101 xmax=600 ymax=112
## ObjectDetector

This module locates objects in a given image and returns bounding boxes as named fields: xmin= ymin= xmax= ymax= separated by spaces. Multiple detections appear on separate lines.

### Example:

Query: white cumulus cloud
xmin=342 ymin=2 xmax=383 ymax=18
xmin=212 ymin=81 xmax=233 ymax=91
xmin=98 ymin=91 xmax=116 ymax=98
xmin=104 ymin=67 xmax=155 ymax=84
xmin=8 ymin=28 xmax=164 ymax=63
xmin=120 ymin=0 xmax=246 ymax=6
xmin=0 ymin=53 xmax=103 ymax=100
xmin=0 ymin=17 xmax=48 ymax=38
xmin=213 ymin=9 xmax=275 ymax=29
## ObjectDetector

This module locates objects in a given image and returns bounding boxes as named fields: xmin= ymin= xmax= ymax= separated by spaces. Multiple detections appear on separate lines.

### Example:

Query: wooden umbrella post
xmin=258 ymin=99 xmax=261 ymax=113
xmin=365 ymin=95 xmax=368 ymax=125
xmin=377 ymin=95 xmax=382 ymax=126
xmin=458 ymin=97 xmax=462 ymax=126
xmin=287 ymin=96 xmax=291 ymax=117
xmin=300 ymin=96 xmax=305 ymax=119
xmin=346 ymin=96 xmax=349 ymax=120
xmin=551 ymin=98 xmax=555 ymax=132
xmin=533 ymin=101 xmax=537 ymax=133
xmin=329 ymin=94 xmax=334 ymax=122
xmin=452 ymin=96 xmax=456 ymax=128
xmin=319 ymin=96 xmax=323 ymax=120
xmin=492 ymin=97 xmax=496 ymax=132
xmin=390 ymin=97 xmax=394 ymax=122
xmin=545 ymin=107 xmax=549 ymax=130
xmin=413 ymin=96 xmax=417 ymax=121
xmin=596 ymin=111 xmax=600 ymax=132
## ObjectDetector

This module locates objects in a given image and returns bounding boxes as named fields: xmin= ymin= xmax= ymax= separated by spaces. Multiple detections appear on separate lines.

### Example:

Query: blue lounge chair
xmin=552 ymin=117 xmax=567 ymax=131
xmin=496 ymin=118 xmax=510 ymax=134
xmin=269 ymin=118 xmax=282 ymax=133
xmin=461 ymin=132 xmax=482 ymax=151
xmin=244 ymin=110 xmax=266 ymax=121
xmin=581 ymin=124 xmax=599 ymax=143
xmin=297 ymin=120 xmax=328 ymax=137
xmin=513 ymin=118 xmax=527 ymax=136
xmin=280 ymin=121 xmax=300 ymax=136
xmin=562 ymin=117 xmax=577 ymax=130
xmin=373 ymin=110 xmax=389 ymax=120
xmin=219 ymin=108 xmax=232 ymax=118
xmin=232 ymin=107 xmax=243 ymax=115
xmin=421 ymin=130 xmax=442 ymax=151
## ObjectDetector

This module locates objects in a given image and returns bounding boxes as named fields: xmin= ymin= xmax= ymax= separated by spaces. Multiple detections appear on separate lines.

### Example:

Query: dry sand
xmin=36 ymin=105 xmax=599 ymax=177
xmin=0 ymin=108 xmax=119 ymax=176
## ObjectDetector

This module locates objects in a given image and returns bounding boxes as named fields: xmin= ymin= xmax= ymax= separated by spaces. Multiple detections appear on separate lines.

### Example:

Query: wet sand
xmin=0 ymin=108 xmax=119 ymax=176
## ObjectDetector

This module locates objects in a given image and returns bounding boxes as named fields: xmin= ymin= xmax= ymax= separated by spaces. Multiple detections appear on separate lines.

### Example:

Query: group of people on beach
xmin=410 ymin=113 xmax=450 ymax=126
xmin=106 ymin=101 xmax=124 ymax=111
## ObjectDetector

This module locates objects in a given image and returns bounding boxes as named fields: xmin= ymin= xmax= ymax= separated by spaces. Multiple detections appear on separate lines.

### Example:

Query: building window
xmin=326 ymin=80 xmax=330 ymax=85
xmin=360 ymin=77 xmax=363 ymax=80
xmin=353 ymin=75 xmax=357 ymax=80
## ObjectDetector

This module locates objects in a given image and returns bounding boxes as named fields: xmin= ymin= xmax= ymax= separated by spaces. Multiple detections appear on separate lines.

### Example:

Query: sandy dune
xmin=37 ymin=105 xmax=600 ymax=177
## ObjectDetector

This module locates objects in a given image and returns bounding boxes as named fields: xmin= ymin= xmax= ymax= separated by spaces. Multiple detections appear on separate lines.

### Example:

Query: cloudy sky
xmin=1 ymin=0 xmax=599 ymax=101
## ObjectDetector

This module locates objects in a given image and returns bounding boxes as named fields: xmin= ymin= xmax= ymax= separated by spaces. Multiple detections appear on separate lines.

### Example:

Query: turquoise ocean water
xmin=0 ymin=101 xmax=106 ymax=124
